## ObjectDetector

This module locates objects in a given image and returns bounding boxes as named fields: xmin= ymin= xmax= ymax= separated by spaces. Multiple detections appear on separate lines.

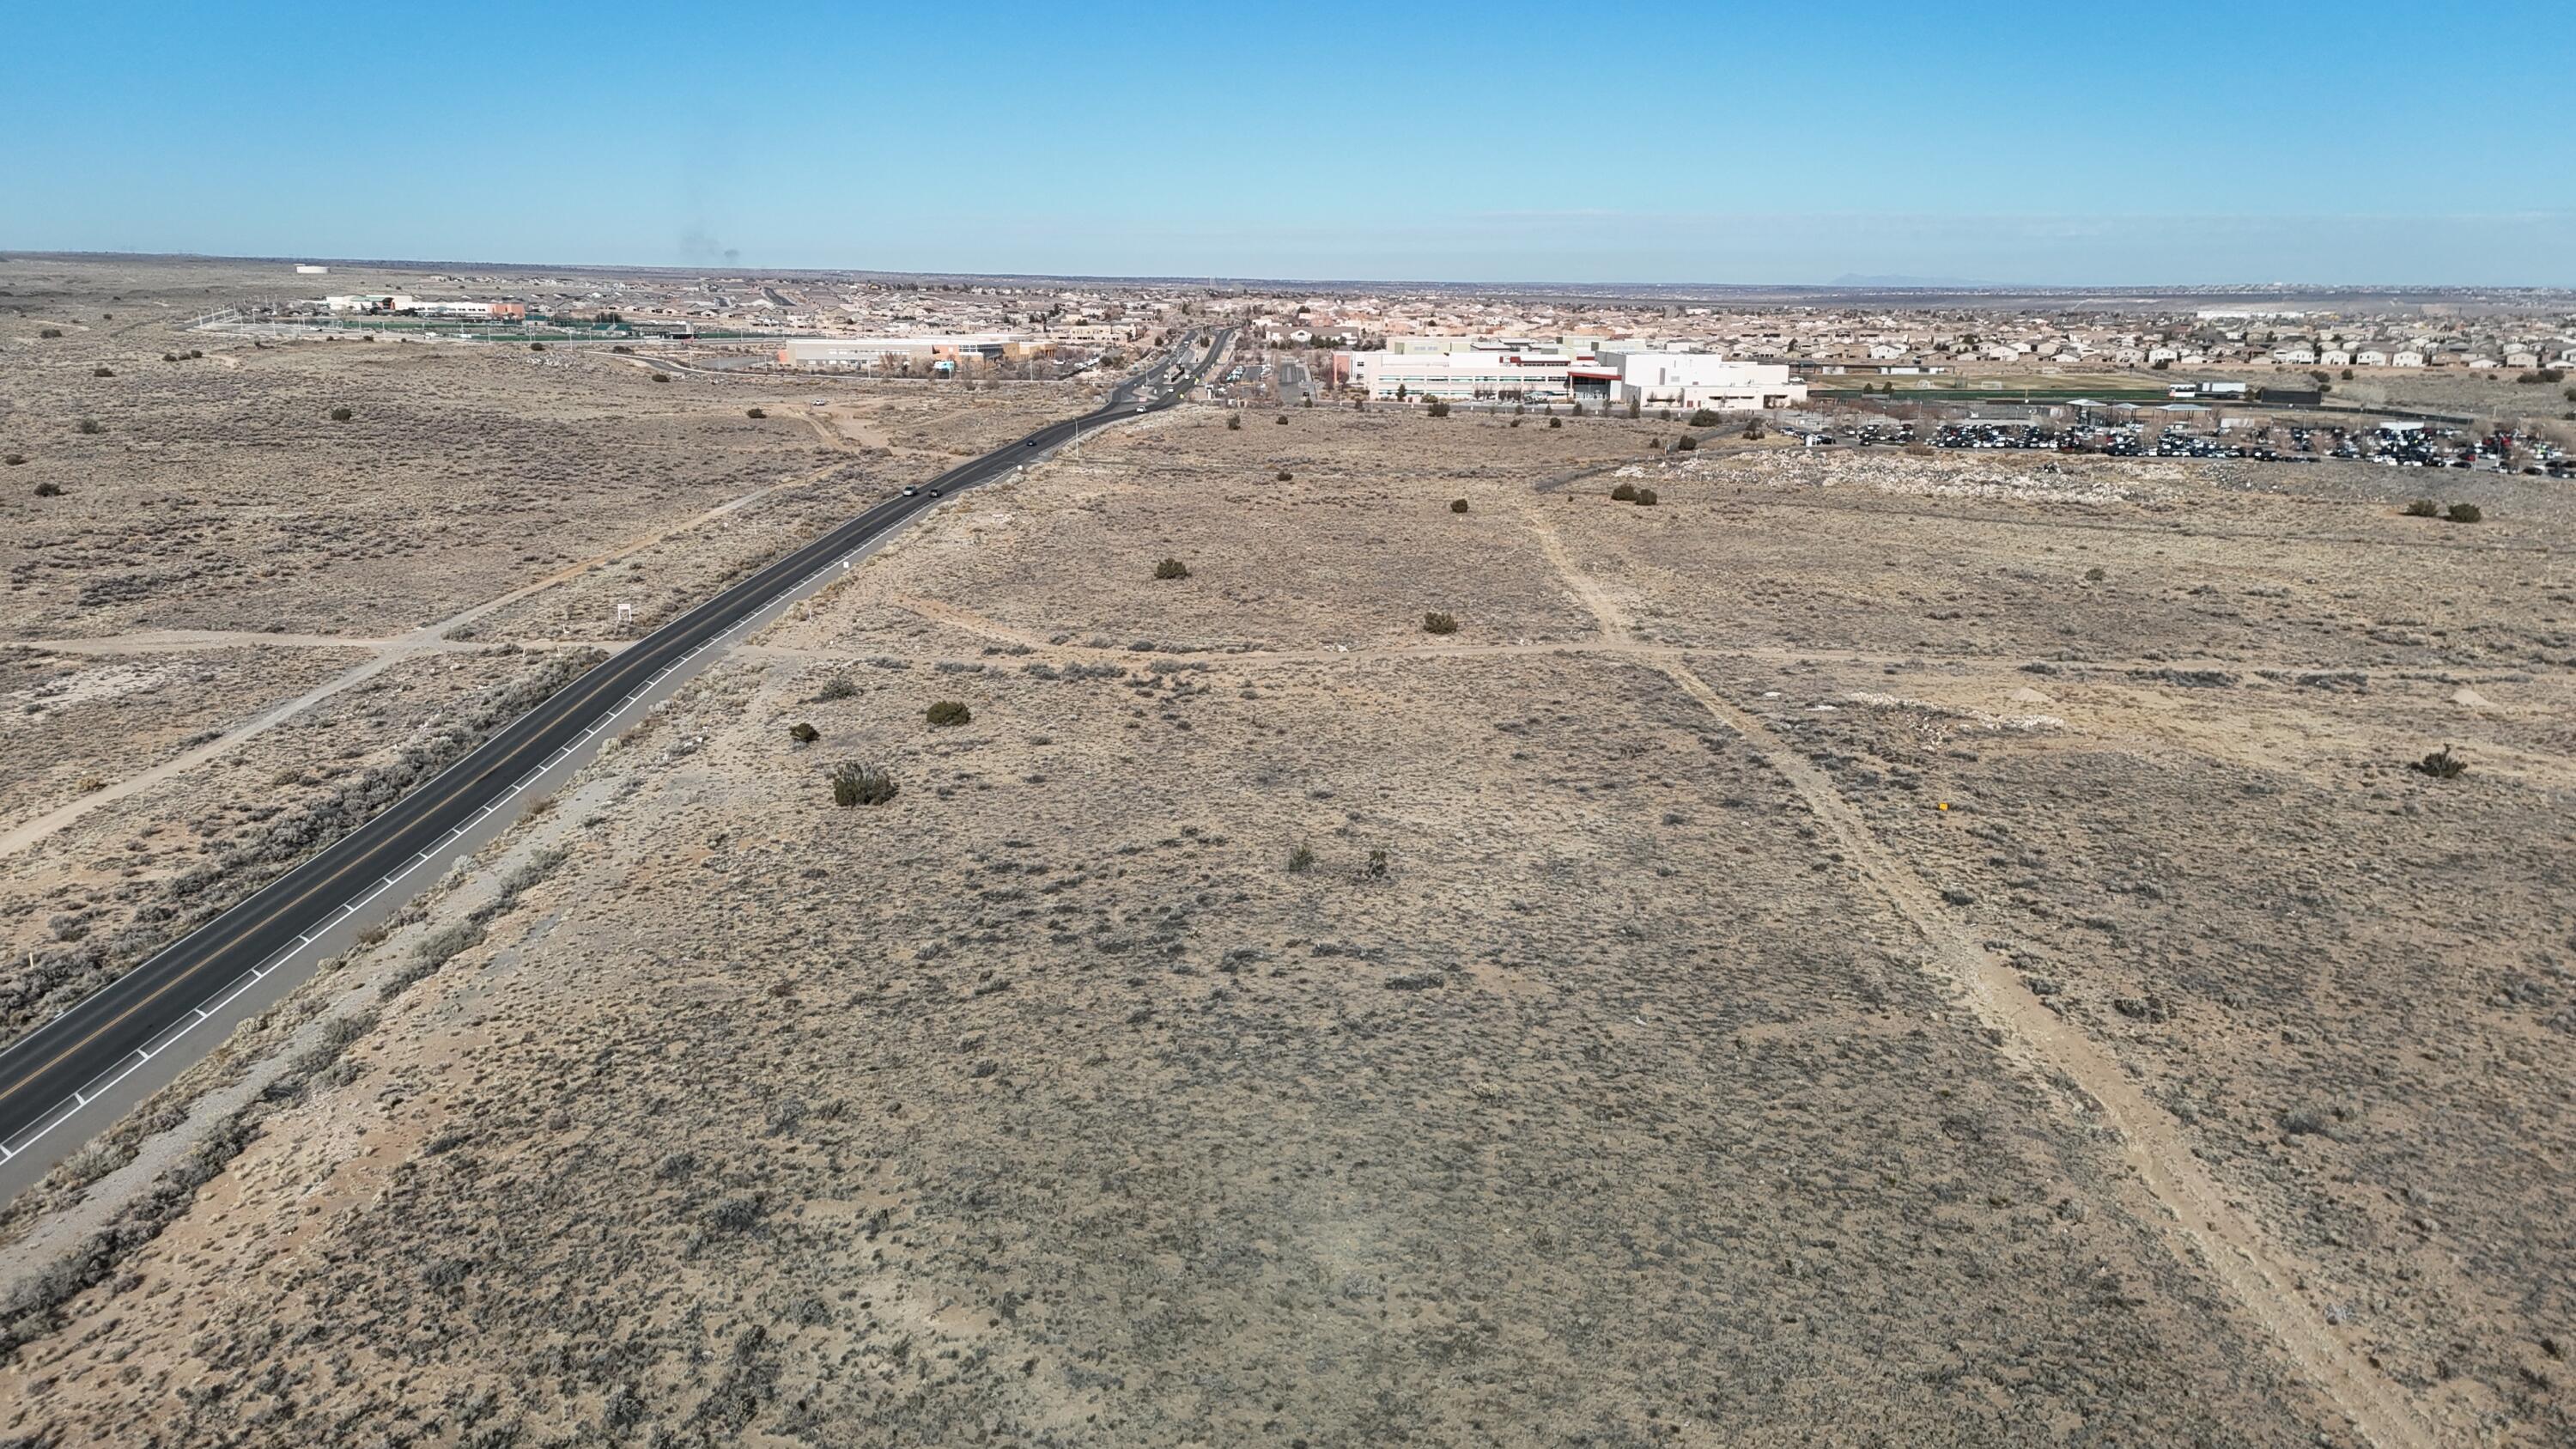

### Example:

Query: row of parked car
xmin=1810 ymin=419 xmax=2572 ymax=475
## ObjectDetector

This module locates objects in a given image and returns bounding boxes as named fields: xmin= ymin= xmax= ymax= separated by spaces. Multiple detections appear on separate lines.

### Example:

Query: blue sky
xmin=6 ymin=0 xmax=2571 ymax=284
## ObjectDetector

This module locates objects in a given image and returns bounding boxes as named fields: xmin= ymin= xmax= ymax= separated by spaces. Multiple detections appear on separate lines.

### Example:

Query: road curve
xmin=0 ymin=331 xmax=1232 ymax=1177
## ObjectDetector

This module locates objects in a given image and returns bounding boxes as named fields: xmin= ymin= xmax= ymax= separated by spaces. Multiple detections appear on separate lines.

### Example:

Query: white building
xmin=1593 ymin=350 xmax=1806 ymax=411
xmin=1334 ymin=349 xmax=1580 ymax=400
xmin=775 ymin=334 xmax=1042 ymax=371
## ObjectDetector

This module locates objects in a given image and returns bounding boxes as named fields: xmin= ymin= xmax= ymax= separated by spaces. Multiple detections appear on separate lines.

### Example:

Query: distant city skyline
xmin=8 ymin=0 xmax=2572 ymax=286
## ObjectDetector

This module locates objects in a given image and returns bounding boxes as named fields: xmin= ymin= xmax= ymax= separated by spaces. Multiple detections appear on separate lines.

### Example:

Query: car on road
xmin=927 ymin=487 xmax=942 ymax=496
xmin=903 ymin=486 xmax=918 ymax=496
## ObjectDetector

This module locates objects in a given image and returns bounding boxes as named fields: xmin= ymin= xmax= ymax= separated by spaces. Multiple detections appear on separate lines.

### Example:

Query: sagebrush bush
xmin=1635 ymin=487 xmax=1658 ymax=506
xmin=39 ymin=327 xmax=61 ymax=338
xmin=650 ymin=372 xmax=671 ymax=383
xmin=814 ymin=675 xmax=858 ymax=702
xmin=1611 ymin=482 xmax=1638 ymax=502
xmin=1547 ymin=417 xmax=1563 ymax=429
xmin=2445 ymin=502 xmax=2482 ymax=523
xmin=829 ymin=761 xmax=897 ymax=807
xmin=925 ymin=699 xmax=972 ymax=727
xmin=1275 ymin=469 xmax=1291 ymax=481
xmin=34 ymin=481 xmax=64 ymax=497
xmin=1287 ymin=843 xmax=1316 ymax=874
xmin=1422 ymin=612 xmax=1459 ymax=635
xmin=745 ymin=406 xmax=766 ymax=418
xmin=1674 ymin=434 xmax=1698 ymax=451
xmin=1426 ymin=399 xmax=1451 ymax=417
xmin=329 ymin=406 xmax=352 ymax=422
xmin=788 ymin=721 xmax=819 ymax=743
xmin=1226 ymin=412 xmax=1242 ymax=430
xmin=1687 ymin=408 xmax=1722 ymax=427
xmin=4 ymin=453 xmax=27 ymax=466
xmin=92 ymin=367 xmax=114 ymax=378
xmin=1154 ymin=557 xmax=1189 ymax=580
xmin=2402 ymin=498 xmax=2439 ymax=517
xmin=2414 ymin=745 xmax=2466 ymax=779
xmin=1449 ymin=498 xmax=1468 ymax=514
xmin=1275 ymin=414 xmax=1288 ymax=424
xmin=76 ymin=418 xmax=102 ymax=435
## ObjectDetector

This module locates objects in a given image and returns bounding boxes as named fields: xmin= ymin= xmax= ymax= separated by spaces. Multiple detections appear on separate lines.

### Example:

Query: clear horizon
xmin=8 ymin=0 xmax=2572 ymax=287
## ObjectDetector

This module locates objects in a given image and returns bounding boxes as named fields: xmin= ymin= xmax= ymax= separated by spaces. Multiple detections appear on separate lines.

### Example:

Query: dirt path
xmin=859 ymin=595 xmax=2524 ymax=688
xmin=1523 ymin=514 xmax=2437 ymax=1449
xmin=23 ymin=630 xmax=400 ymax=654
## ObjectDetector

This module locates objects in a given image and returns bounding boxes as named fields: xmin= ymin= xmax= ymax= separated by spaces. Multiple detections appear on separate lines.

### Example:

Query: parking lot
xmin=1806 ymin=418 xmax=2572 ymax=476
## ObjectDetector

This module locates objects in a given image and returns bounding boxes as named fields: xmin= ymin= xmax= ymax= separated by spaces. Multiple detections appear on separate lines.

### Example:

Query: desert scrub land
xmin=0 ymin=642 xmax=369 ymax=823
xmin=0 ymin=644 xmax=599 ymax=1042
xmin=11 ymin=403 xmax=2570 ymax=1446
xmin=0 ymin=643 xmax=2322 ymax=1447
xmin=0 ymin=255 xmax=1075 ymax=1041
xmin=0 ymin=255 xmax=1074 ymax=642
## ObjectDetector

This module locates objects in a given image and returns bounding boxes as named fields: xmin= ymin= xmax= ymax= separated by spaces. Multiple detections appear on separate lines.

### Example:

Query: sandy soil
xmin=6 ymin=403 xmax=2567 ymax=1446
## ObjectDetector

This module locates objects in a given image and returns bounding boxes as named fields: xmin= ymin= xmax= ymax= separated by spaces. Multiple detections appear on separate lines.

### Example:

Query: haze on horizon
xmin=6 ymin=0 xmax=2573 ymax=286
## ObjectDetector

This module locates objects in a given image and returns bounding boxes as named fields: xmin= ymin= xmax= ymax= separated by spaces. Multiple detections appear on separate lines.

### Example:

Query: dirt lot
xmin=5 ymin=403 xmax=2567 ymax=1446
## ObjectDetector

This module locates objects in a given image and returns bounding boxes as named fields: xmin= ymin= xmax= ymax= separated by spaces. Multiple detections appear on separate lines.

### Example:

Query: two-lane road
xmin=0 ymin=330 xmax=1232 ymax=1190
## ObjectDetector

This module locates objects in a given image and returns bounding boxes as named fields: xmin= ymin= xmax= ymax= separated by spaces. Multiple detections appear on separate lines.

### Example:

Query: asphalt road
xmin=0 ymin=331 xmax=1232 ymax=1181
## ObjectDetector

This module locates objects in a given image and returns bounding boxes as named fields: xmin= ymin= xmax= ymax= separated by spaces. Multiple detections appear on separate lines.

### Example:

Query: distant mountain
xmin=1828 ymin=273 xmax=1996 ymax=289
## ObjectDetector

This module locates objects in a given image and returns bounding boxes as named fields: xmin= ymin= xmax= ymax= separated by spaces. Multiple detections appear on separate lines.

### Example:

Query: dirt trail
xmin=889 ymin=594 xmax=1061 ymax=652
xmin=865 ymin=595 xmax=2500 ymax=685
xmin=1525 ymin=514 xmax=2436 ymax=1449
